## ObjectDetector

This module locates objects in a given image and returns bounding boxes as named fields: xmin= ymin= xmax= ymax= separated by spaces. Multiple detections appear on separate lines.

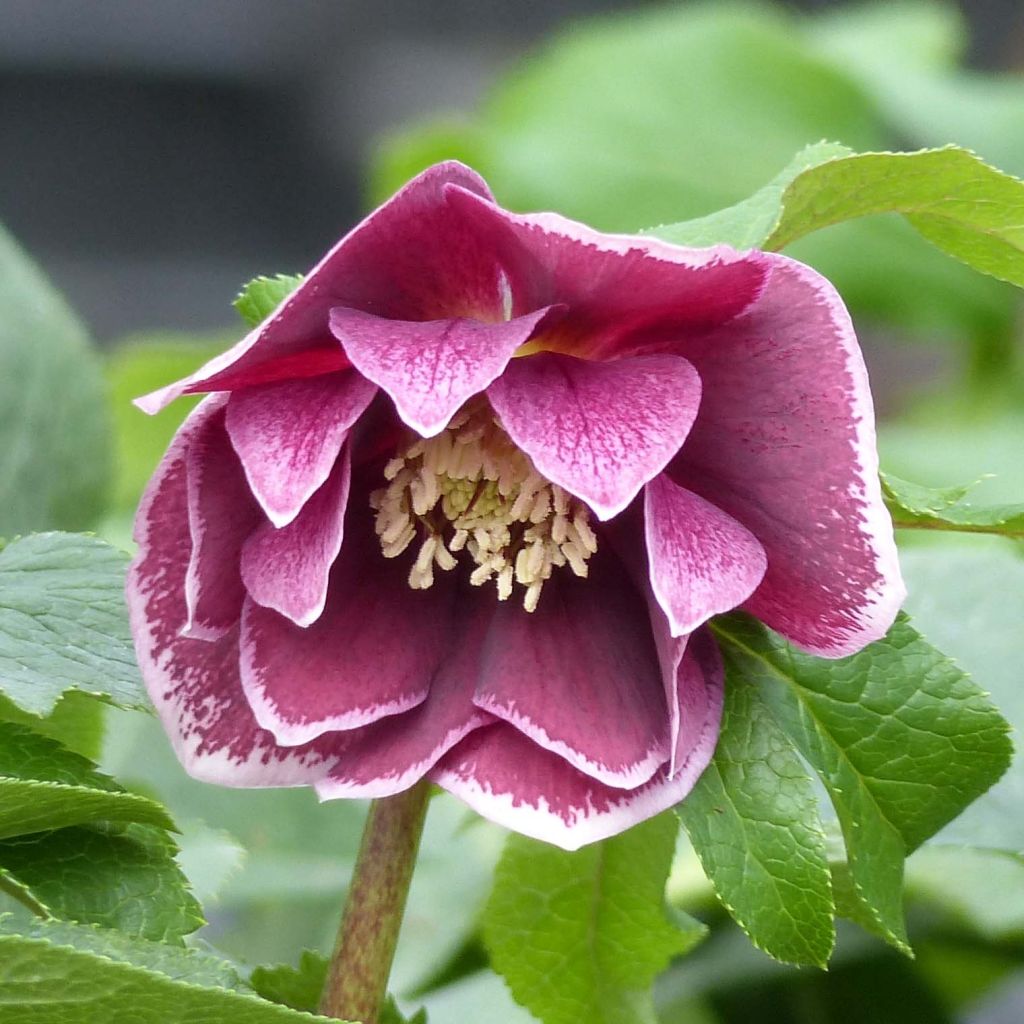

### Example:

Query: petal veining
xmin=487 ymin=351 xmax=701 ymax=520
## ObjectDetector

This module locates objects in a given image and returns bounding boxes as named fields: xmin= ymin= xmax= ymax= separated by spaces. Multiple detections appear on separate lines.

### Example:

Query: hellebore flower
xmin=127 ymin=162 xmax=904 ymax=850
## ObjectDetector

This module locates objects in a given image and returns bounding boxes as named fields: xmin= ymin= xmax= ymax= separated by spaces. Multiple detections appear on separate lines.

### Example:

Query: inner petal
xmin=471 ymin=546 xmax=670 ymax=789
xmin=328 ymin=305 xmax=557 ymax=438
xmin=486 ymin=351 xmax=702 ymax=520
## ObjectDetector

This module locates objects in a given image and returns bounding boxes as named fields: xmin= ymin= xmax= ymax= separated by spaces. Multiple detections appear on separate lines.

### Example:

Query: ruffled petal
xmin=183 ymin=400 xmax=262 ymax=640
xmin=240 ymin=445 xmax=351 ymax=628
xmin=472 ymin=548 xmax=668 ymax=789
xmin=136 ymin=162 xmax=501 ymax=414
xmin=443 ymin=184 xmax=768 ymax=357
xmin=645 ymin=473 xmax=767 ymax=637
xmin=431 ymin=704 xmax=720 ymax=852
xmin=224 ymin=370 xmax=375 ymax=528
xmin=670 ymin=254 xmax=904 ymax=656
xmin=329 ymin=305 xmax=556 ymax=437
xmin=315 ymin=592 xmax=496 ymax=800
xmin=487 ymin=351 xmax=701 ymax=520
xmin=238 ymin=506 xmax=458 ymax=746
xmin=126 ymin=398 xmax=339 ymax=786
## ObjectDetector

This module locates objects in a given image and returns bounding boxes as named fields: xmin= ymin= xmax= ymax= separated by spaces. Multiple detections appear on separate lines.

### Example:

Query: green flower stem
xmin=0 ymin=872 xmax=51 ymax=919
xmin=319 ymin=779 xmax=432 ymax=1023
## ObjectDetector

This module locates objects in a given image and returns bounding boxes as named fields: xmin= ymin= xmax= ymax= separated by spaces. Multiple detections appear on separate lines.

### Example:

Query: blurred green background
xmin=3 ymin=2 xmax=1024 ymax=1022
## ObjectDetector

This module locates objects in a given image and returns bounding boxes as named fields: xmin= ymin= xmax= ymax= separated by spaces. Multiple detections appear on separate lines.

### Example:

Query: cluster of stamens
xmin=370 ymin=404 xmax=597 ymax=612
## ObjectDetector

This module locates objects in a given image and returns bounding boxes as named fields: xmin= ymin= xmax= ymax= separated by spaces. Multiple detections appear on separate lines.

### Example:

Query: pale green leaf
xmin=0 ymin=917 xmax=342 ymax=1023
xmin=0 ymin=224 xmax=110 ymax=534
xmin=234 ymin=275 xmax=303 ymax=328
xmin=881 ymin=472 xmax=1024 ymax=539
xmin=763 ymin=147 xmax=1024 ymax=289
xmin=484 ymin=811 xmax=705 ymax=1024
xmin=678 ymin=676 xmax=834 ymax=967
xmin=0 ymin=533 xmax=145 ymax=716
xmin=711 ymin=613 xmax=1011 ymax=952
xmin=645 ymin=141 xmax=852 ymax=249
xmin=0 ymin=690 xmax=106 ymax=759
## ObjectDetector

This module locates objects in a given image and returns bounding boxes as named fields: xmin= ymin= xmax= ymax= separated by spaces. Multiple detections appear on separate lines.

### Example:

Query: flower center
xmin=370 ymin=404 xmax=597 ymax=612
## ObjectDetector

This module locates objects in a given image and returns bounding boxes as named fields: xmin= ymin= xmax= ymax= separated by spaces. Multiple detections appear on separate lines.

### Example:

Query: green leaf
xmin=900 ymin=547 xmax=1024 ymax=854
xmin=0 ymin=223 xmax=111 ymax=535
xmin=250 ymin=950 xmax=328 ymax=1013
xmin=0 ymin=822 xmax=203 ymax=943
xmin=906 ymin=846 xmax=1024 ymax=942
xmin=710 ymin=613 xmax=1012 ymax=952
xmin=0 ymin=917 xmax=342 ymax=1023
xmin=234 ymin=275 xmax=303 ymax=328
xmin=677 ymin=675 xmax=834 ymax=967
xmin=881 ymin=472 xmax=1024 ymax=539
xmin=0 ymin=690 xmax=106 ymax=760
xmin=763 ymin=147 xmax=1024 ymax=289
xmin=105 ymin=333 xmax=232 ymax=518
xmin=380 ymin=995 xmax=428 ymax=1024
xmin=645 ymin=141 xmax=853 ymax=249
xmin=0 ymin=533 xmax=146 ymax=716
xmin=484 ymin=812 xmax=705 ymax=1024
xmin=0 ymin=722 xmax=174 ymax=839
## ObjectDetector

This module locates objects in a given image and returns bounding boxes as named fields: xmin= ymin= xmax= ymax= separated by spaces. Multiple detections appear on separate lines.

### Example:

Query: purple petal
xmin=472 ymin=548 xmax=668 ymax=789
xmin=431 ymin=707 xmax=720 ymax=852
xmin=487 ymin=351 xmax=701 ymax=520
xmin=225 ymin=370 xmax=375 ymax=528
xmin=240 ymin=445 xmax=351 ymax=628
xmin=329 ymin=305 xmax=556 ymax=437
xmin=645 ymin=473 xmax=767 ymax=637
xmin=127 ymin=398 xmax=339 ymax=786
xmin=444 ymin=184 xmax=768 ymax=357
xmin=238 ymin=507 xmax=457 ymax=745
xmin=670 ymin=255 xmax=904 ymax=656
xmin=650 ymin=614 xmax=725 ymax=777
xmin=136 ymin=162 xmax=501 ymax=414
xmin=316 ymin=594 xmax=497 ymax=800
xmin=183 ymin=401 xmax=262 ymax=640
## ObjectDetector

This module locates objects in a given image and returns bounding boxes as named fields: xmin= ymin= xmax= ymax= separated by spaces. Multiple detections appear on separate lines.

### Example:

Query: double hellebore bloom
xmin=128 ymin=162 xmax=904 ymax=850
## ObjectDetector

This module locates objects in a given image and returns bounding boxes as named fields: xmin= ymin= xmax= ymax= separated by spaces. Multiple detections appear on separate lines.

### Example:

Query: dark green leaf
xmin=0 ymin=916 xmax=342 ymax=1023
xmin=0 ymin=533 xmax=146 ymax=716
xmin=678 ymin=677 xmax=834 ymax=967
xmin=711 ymin=613 xmax=1011 ymax=952
xmin=0 ymin=823 xmax=202 ymax=943
xmin=250 ymin=950 xmax=328 ymax=1013
xmin=484 ymin=812 xmax=705 ymax=1024
xmin=0 ymin=722 xmax=174 ymax=839
xmin=0 ymin=690 xmax=106 ymax=760
xmin=0 ymin=224 xmax=110 ymax=534
xmin=234 ymin=275 xmax=303 ymax=328
xmin=881 ymin=472 xmax=1024 ymax=539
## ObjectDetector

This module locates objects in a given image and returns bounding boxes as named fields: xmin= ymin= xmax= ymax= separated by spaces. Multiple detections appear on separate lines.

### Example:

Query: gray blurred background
xmin=2 ymin=0 xmax=1023 ymax=341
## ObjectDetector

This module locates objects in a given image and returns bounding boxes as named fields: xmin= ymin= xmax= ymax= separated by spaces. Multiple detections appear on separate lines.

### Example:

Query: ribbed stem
xmin=318 ymin=780 xmax=431 ymax=1022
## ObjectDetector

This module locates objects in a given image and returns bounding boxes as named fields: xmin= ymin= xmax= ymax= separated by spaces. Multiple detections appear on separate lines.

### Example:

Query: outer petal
xmin=240 ymin=445 xmax=351 ymax=628
xmin=431 ymin=675 xmax=721 ymax=853
xmin=444 ymin=184 xmax=768 ymax=358
xmin=183 ymin=400 xmax=262 ymax=640
xmin=488 ymin=351 xmax=701 ymax=520
xmin=329 ymin=305 xmax=557 ymax=437
xmin=669 ymin=255 xmax=904 ymax=656
xmin=136 ymin=162 xmax=502 ymax=413
xmin=127 ymin=398 xmax=339 ymax=786
xmin=472 ymin=548 xmax=668 ymax=789
xmin=315 ymin=593 xmax=497 ymax=800
xmin=645 ymin=473 xmax=767 ymax=637
xmin=238 ymin=505 xmax=458 ymax=746
xmin=225 ymin=370 xmax=375 ymax=528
